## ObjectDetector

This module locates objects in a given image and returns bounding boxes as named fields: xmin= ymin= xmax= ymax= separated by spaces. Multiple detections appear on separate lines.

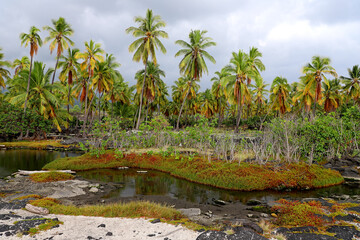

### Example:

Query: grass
xmin=0 ymin=140 xmax=70 ymax=149
xmin=29 ymin=198 xmax=183 ymax=220
xmin=43 ymin=151 xmax=344 ymax=191
xmin=14 ymin=194 xmax=42 ymax=200
xmin=23 ymin=218 xmax=63 ymax=235
xmin=29 ymin=171 xmax=74 ymax=182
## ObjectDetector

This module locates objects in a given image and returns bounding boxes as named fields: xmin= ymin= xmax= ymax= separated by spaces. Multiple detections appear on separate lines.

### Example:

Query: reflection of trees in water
xmin=0 ymin=150 xmax=62 ymax=177
xmin=134 ymin=174 xmax=172 ymax=195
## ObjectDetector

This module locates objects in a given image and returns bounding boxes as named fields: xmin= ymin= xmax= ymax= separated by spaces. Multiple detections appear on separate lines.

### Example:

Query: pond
xmin=77 ymin=168 xmax=360 ymax=205
xmin=0 ymin=149 xmax=80 ymax=178
xmin=1 ymin=150 xmax=359 ymax=205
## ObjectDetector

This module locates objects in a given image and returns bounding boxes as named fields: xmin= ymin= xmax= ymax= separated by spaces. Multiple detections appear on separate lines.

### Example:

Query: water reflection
xmin=0 ymin=149 xmax=80 ymax=178
xmin=77 ymin=169 xmax=360 ymax=204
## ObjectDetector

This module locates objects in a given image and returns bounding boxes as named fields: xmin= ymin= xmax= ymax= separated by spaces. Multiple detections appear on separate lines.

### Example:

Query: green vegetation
xmin=44 ymin=151 xmax=343 ymax=191
xmin=14 ymin=194 xmax=42 ymax=200
xmin=15 ymin=217 xmax=63 ymax=236
xmin=0 ymin=140 xmax=70 ymax=149
xmin=29 ymin=171 xmax=74 ymax=182
xmin=30 ymin=197 xmax=182 ymax=220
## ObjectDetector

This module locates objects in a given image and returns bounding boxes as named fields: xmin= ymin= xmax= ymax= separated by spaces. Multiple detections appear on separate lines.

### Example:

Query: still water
xmin=1 ymin=150 xmax=359 ymax=204
xmin=0 ymin=149 xmax=80 ymax=178
xmin=77 ymin=168 xmax=360 ymax=204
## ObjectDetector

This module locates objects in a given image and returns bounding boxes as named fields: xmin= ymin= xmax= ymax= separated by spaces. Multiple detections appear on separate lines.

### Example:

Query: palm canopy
xmin=292 ymin=75 xmax=315 ymax=113
xmin=340 ymin=65 xmax=360 ymax=101
xmin=43 ymin=17 xmax=74 ymax=57
xmin=76 ymin=40 xmax=104 ymax=77
xmin=175 ymin=30 xmax=216 ymax=80
xmin=0 ymin=48 xmax=11 ymax=89
xmin=12 ymin=56 xmax=30 ymax=76
xmin=319 ymin=78 xmax=342 ymax=113
xmin=58 ymin=48 xmax=80 ymax=85
xmin=135 ymin=62 xmax=165 ymax=103
xmin=20 ymin=26 xmax=43 ymax=58
xmin=270 ymin=76 xmax=292 ymax=114
xmin=126 ymin=9 xmax=168 ymax=65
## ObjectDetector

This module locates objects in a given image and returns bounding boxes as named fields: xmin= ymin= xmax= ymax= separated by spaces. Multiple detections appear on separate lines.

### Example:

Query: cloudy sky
xmin=1 ymin=0 xmax=359 ymax=92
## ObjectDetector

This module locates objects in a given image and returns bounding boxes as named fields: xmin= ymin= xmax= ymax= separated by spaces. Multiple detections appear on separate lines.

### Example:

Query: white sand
xmin=2 ymin=209 xmax=200 ymax=240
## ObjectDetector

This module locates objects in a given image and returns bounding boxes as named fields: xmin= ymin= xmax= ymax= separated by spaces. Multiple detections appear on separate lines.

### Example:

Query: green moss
xmin=25 ymin=218 xmax=63 ymax=235
xmin=30 ymin=171 xmax=74 ymax=182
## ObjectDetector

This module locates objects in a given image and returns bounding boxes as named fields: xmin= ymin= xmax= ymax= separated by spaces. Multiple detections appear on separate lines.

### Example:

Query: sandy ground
xmin=2 ymin=209 xmax=200 ymax=240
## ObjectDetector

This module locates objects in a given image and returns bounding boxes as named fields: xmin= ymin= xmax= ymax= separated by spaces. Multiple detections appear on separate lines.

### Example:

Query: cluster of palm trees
xmin=0 ymin=9 xmax=360 ymax=135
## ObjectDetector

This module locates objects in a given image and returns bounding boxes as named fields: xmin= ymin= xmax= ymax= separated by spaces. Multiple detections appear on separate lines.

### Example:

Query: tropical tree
xmin=58 ymin=48 xmax=80 ymax=113
xmin=43 ymin=17 xmax=74 ymax=84
xmin=105 ymin=76 xmax=131 ymax=118
xmin=90 ymin=61 xmax=113 ymax=121
xmin=8 ymin=62 xmax=69 ymax=131
xmin=0 ymin=48 xmax=11 ymax=89
xmin=247 ymin=47 xmax=265 ymax=85
xmin=19 ymin=26 xmax=43 ymax=116
xmin=269 ymin=76 xmax=291 ymax=115
xmin=75 ymin=40 xmax=104 ymax=134
xmin=292 ymin=75 xmax=315 ymax=115
xmin=211 ymin=67 xmax=229 ymax=126
xmin=319 ymin=78 xmax=342 ymax=113
xmin=251 ymin=77 xmax=269 ymax=115
xmin=222 ymin=50 xmax=254 ymax=132
xmin=302 ymin=56 xmax=337 ymax=118
xmin=126 ymin=9 xmax=168 ymax=129
xmin=340 ymin=65 xmax=360 ymax=103
xmin=174 ymin=29 xmax=216 ymax=129
xmin=201 ymin=89 xmax=216 ymax=118
xmin=12 ymin=56 xmax=30 ymax=77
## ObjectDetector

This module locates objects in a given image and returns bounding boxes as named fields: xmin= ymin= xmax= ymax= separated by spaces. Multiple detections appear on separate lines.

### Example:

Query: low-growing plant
xmin=29 ymin=171 xmax=74 ymax=182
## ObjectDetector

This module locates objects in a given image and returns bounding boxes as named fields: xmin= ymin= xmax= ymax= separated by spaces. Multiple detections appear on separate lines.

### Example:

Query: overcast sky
xmin=1 ymin=0 xmax=360 ymax=92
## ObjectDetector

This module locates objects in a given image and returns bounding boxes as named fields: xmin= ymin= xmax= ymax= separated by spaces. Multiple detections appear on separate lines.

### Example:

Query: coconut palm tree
xmin=222 ymin=50 xmax=254 ymax=132
xmin=251 ymin=77 xmax=269 ymax=115
xmin=9 ymin=61 xmax=69 ymax=131
xmin=247 ymin=47 xmax=265 ymax=85
xmin=12 ymin=56 xmax=30 ymax=77
xmin=211 ymin=67 xmax=229 ymax=126
xmin=292 ymin=75 xmax=315 ymax=115
xmin=201 ymin=89 xmax=216 ymax=118
xmin=90 ymin=61 xmax=113 ymax=121
xmin=320 ymin=78 xmax=342 ymax=113
xmin=0 ymin=48 xmax=11 ymax=89
xmin=340 ymin=65 xmax=360 ymax=104
xmin=58 ymin=48 xmax=80 ymax=113
xmin=43 ymin=17 xmax=74 ymax=85
xmin=105 ymin=76 xmax=132 ymax=118
xmin=126 ymin=9 xmax=168 ymax=129
xmin=75 ymin=40 xmax=104 ymax=134
xmin=19 ymin=26 xmax=43 ymax=117
xmin=302 ymin=56 xmax=337 ymax=118
xmin=269 ymin=76 xmax=291 ymax=115
xmin=174 ymin=29 xmax=216 ymax=129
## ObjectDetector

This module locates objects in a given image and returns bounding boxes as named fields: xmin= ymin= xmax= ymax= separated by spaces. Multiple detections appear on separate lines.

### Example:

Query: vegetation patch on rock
xmin=29 ymin=171 xmax=74 ymax=182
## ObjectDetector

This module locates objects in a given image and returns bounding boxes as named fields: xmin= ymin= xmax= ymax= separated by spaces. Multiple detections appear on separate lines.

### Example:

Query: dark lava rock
xmin=0 ymin=200 xmax=28 ymax=210
xmin=106 ymin=232 xmax=113 ymax=236
xmin=326 ymin=225 xmax=360 ymax=240
xmin=246 ymin=200 xmax=262 ymax=206
xmin=239 ymin=222 xmax=263 ymax=234
xmin=346 ymin=206 xmax=360 ymax=213
xmin=0 ymin=224 xmax=10 ymax=233
xmin=196 ymin=231 xmax=228 ymax=240
xmin=0 ymin=214 xmax=21 ymax=220
xmin=151 ymin=218 xmax=161 ymax=224
xmin=14 ymin=218 xmax=48 ymax=232
xmin=289 ymin=226 xmax=318 ymax=233
xmin=229 ymin=227 xmax=267 ymax=240
xmin=334 ymin=214 xmax=360 ymax=221
xmin=147 ymin=234 xmax=156 ymax=237
xmin=285 ymin=233 xmax=336 ymax=240
xmin=98 ymin=223 xmax=106 ymax=228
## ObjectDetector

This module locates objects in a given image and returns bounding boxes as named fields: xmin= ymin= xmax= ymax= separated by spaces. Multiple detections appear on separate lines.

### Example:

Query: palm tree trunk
xmin=135 ymin=60 xmax=148 ymax=130
xmin=51 ymin=55 xmax=60 ymax=85
xmin=218 ymin=98 xmax=221 ymax=128
xmin=111 ymin=101 xmax=114 ymax=120
xmin=176 ymin=81 xmax=192 ymax=130
xmin=99 ymin=91 xmax=103 ymax=122
xmin=82 ymin=80 xmax=89 ymax=137
xmin=67 ymin=83 xmax=71 ymax=114
xmin=145 ymin=103 xmax=149 ymax=122
xmin=86 ymin=94 xmax=96 ymax=131
xmin=235 ymin=84 xmax=242 ymax=133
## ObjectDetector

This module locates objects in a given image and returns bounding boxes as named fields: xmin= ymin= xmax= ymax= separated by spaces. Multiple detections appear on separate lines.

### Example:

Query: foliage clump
xmin=29 ymin=171 xmax=74 ymax=182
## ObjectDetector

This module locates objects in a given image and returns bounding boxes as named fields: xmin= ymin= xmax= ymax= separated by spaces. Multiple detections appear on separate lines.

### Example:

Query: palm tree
xmin=58 ymin=48 xmax=80 ymax=113
xmin=43 ymin=17 xmax=74 ymax=85
xmin=105 ymin=76 xmax=131 ymax=118
xmin=9 ymin=62 xmax=69 ymax=131
xmin=292 ymin=75 xmax=315 ymax=115
xmin=175 ymin=29 xmax=216 ymax=129
xmin=90 ymin=61 xmax=113 ymax=121
xmin=222 ymin=50 xmax=254 ymax=132
xmin=19 ymin=26 xmax=43 ymax=117
xmin=126 ymin=9 xmax=168 ymax=129
xmin=211 ymin=67 xmax=229 ymax=126
xmin=12 ymin=56 xmax=30 ymax=76
xmin=269 ymin=76 xmax=291 ymax=115
xmin=302 ymin=56 xmax=337 ymax=118
xmin=247 ymin=47 xmax=265 ymax=85
xmin=75 ymin=40 xmax=104 ymax=134
xmin=320 ymin=78 xmax=342 ymax=113
xmin=0 ymin=48 xmax=11 ymax=89
xmin=201 ymin=89 xmax=216 ymax=118
xmin=251 ymin=77 xmax=269 ymax=115
xmin=340 ymin=65 xmax=360 ymax=104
